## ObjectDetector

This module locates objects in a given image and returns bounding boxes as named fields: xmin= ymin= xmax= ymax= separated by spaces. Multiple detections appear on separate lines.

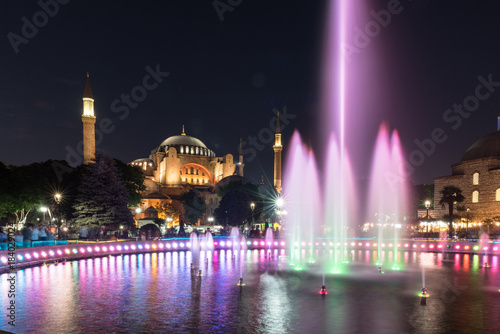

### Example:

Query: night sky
xmin=1 ymin=0 xmax=500 ymax=186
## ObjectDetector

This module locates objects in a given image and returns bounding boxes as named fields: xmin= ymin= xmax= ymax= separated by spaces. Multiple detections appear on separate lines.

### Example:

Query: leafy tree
xmin=72 ymin=154 xmax=134 ymax=230
xmin=439 ymin=186 xmax=465 ymax=238
xmin=180 ymin=189 xmax=206 ymax=225
xmin=155 ymin=201 xmax=179 ymax=223
xmin=114 ymin=159 xmax=146 ymax=207
xmin=483 ymin=218 xmax=494 ymax=235
xmin=214 ymin=181 xmax=262 ymax=227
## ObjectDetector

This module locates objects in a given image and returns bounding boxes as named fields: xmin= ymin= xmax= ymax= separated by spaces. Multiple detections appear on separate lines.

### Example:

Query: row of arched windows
xmin=168 ymin=145 xmax=214 ymax=157
xmin=470 ymin=189 xmax=500 ymax=203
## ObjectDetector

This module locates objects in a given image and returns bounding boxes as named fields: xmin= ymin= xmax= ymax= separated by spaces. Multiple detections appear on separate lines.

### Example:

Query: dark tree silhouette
xmin=439 ymin=186 xmax=465 ymax=238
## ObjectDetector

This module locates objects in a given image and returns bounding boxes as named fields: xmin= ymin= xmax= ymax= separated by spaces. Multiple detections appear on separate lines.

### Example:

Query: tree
xmin=114 ymin=159 xmax=146 ymax=207
xmin=214 ymin=181 xmax=262 ymax=227
xmin=72 ymin=154 xmax=134 ymax=230
xmin=180 ymin=189 xmax=206 ymax=225
xmin=439 ymin=186 xmax=465 ymax=238
xmin=483 ymin=218 xmax=494 ymax=235
xmin=155 ymin=201 xmax=179 ymax=224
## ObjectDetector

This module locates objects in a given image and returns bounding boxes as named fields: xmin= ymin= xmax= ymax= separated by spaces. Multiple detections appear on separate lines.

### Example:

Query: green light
xmin=473 ymin=245 xmax=479 ymax=251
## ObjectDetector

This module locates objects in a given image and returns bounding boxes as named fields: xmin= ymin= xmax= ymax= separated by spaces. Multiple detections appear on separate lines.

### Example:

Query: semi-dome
xmin=461 ymin=131 xmax=500 ymax=161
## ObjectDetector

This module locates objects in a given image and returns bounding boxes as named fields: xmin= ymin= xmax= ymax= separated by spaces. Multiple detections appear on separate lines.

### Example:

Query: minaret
xmin=181 ymin=124 xmax=186 ymax=135
xmin=238 ymin=138 xmax=245 ymax=177
xmin=82 ymin=73 xmax=96 ymax=164
xmin=273 ymin=112 xmax=282 ymax=193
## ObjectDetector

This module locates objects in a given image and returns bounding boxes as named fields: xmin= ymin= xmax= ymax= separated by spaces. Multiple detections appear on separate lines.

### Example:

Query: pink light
xmin=388 ymin=244 xmax=393 ymax=247
xmin=72 ymin=249 xmax=78 ymax=254
xmin=110 ymin=246 xmax=115 ymax=251
xmin=397 ymin=244 xmax=401 ymax=247
xmin=260 ymin=242 xmax=265 ymax=246
xmin=145 ymin=244 xmax=150 ymax=249
xmin=57 ymin=250 xmax=62 ymax=255
xmin=274 ymin=242 xmax=278 ymax=246
xmin=227 ymin=241 xmax=232 ymax=247
xmin=241 ymin=241 xmax=245 ymax=246
xmin=253 ymin=241 xmax=258 ymax=246
xmin=316 ymin=242 xmax=319 ymax=246
xmin=131 ymin=245 xmax=136 ymax=250
xmin=494 ymin=247 xmax=498 ymax=251
xmin=94 ymin=247 xmax=100 ymax=252
xmin=137 ymin=245 xmax=142 ymax=249
xmin=269 ymin=242 xmax=273 ymax=246
xmin=365 ymin=243 xmax=370 ymax=247
xmin=17 ymin=255 xmax=23 ymax=260
xmin=484 ymin=247 xmax=489 ymax=251
xmin=179 ymin=243 xmax=185 ymax=247
xmin=280 ymin=242 xmax=285 ymax=246
xmin=87 ymin=247 xmax=92 ymax=252
xmin=455 ymin=245 xmax=460 ymax=250
xmin=404 ymin=243 xmax=409 ymax=247
xmin=102 ymin=247 xmax=108 ymax=251
xmin=382 ymin=243 xmax=386 ymax=247
xmin=34 ymin=252 xmax=39 ymax=258
xmin=1 ymin=257 xmax=7 ymax=263
xmin=437 ymin=245 xmax=443 ymax=249
xmin=64 ymin=249 xmax=70 ymax=254
xmin=159 ymin=244 xmax=164 ymax=248
xmin=26 ymin=254 xmax=32 ymax=259
xmin=421 ymin=245 xmax=425 ymax=248
xmin=220 ymin=241 xmax=226 ymax=246
xmin=214 ymin=242 xmax=218 ymax=246
xmin=41 ymin=251 xmax=47 ymax=257
xmin=79 ymin=248 xmax=85 ymax=253
xmin=429 ymin=245 xmax=435 ymax=249
xmin=166 ymin=244 xmax=171 ymax=249
xmin=173 ymin=243 xmax=178 ymax=248
xmin=358 ymin=243 xmax=362 ymax=246
xmin=413 ymin=245 xmax=417 ymax=248
xmin=49 ymin=251 xmax=55 ymax=256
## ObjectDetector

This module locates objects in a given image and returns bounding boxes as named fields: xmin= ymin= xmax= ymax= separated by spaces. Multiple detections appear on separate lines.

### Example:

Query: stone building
xmin=434 ymin=128 xmax=500 ymax=224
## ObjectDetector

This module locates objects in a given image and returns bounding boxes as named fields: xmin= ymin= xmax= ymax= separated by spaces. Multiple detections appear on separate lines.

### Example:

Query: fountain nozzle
xmin=197 ymin=269 xmax=202 ymax=277
xmin=420 ymin=287 xmax=428 ymax=305
xmin=237 ymin=277 xmax=245 ymax=286
xmin=319 ymin=285 xmax=328 ymax=295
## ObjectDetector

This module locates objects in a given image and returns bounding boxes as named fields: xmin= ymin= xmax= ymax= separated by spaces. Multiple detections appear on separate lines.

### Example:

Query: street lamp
xmin=54 ymin=193 xmax=62 ymax=232
xmin=40 ymin=206 xmax=48 ymax=222
xmin=207 ymin=217 xmax=214 ymax=225
xmin=425 ymin=200 xmax=430 ymax=233
xmin=135 ymin=208 xmax=142 ymax=223
xmin=466 ymin=207 xmax=470 ymax=233
xmin=250 ymin=202 xmax=255 ymax=228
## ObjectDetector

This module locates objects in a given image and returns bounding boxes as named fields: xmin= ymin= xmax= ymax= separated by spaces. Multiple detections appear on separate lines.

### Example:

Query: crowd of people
xmin=20 ymin=223 xmax=55 ymax=243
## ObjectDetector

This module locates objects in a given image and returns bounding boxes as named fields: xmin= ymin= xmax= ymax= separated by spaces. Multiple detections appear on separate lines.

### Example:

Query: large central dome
xmin=160 ymin=135 xmax=207 ymax=149
xmin=461 ymin=131 xmax=500 ymax=161
xmin=153 ymin=126 xmax=214 ymax=157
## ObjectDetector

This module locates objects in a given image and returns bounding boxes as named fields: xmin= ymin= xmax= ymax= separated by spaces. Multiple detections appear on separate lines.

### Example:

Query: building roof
xmin=159 ymin=134 xmax=207 ymax=149
xmin=83 ymin=73 xmax=93 ymax=99
xmin=461 ymin=131 xmax=500 ymax=161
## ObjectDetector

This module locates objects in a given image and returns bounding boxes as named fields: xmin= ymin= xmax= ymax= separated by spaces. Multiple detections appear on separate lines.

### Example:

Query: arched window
xmin=473 ymin=172 xmax=479 ymax=185
xmin=472 ymin=190 xmax=479 ymax=203
xmin=496 ymin=188 xmax=500 ymax=201
xmin=190 ymin=167 xmax=194 ymax=174
xmin=191 ymin=147 xmax=194 ymax=154
xmin=180 ymin=146 xmax=184 ymax=154
xmin=196 ymin=147 xmax=199 ymax=155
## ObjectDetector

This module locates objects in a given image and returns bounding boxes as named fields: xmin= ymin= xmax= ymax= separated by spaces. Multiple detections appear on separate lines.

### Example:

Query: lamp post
xmin=425 ymin=200 xmax=430 ymax=233
xmin=250 ymin=202 xmax=255 ymax=229
xmin=466 ymin=207 xmax=470 ymax=233
xmin=207 ymin=217 xmax=214 ymax=226
xmin=54 ymin=193 xmax=62 ymax=233
xmin=40 ymin=206 xmax=48 ymax=222
xmin=135 ymin=208 xmax=142 ymax=224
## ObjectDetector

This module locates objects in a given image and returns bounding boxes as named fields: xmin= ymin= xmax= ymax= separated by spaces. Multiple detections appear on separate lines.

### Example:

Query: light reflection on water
xmin=1 ymin=249 xmax=500 ymax=333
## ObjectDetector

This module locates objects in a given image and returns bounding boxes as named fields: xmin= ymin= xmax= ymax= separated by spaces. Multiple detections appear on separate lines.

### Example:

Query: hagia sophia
xmin=81 ymin=75 xmax=283 ymax=227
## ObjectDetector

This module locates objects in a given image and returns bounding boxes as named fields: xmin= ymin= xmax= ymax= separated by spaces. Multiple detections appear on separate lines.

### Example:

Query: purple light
xmin=173 ymin=243 xmax=178 ymax=248
xmin=145 ymin=245 xmax=150 ymax=249
xmin=187 ymin=242 xmax=191 ymax=248
xmin=179 ymin=243 xmax=184 ymax=247
xmin=124 ymin=245 xmax=129 ymax=250
xmin=166 ymin=244 xmax=171 ymax=249
xmin=227 ymin=241 xmax=232 ymax=247
xmin=17 ymin=255 xmax=23 ymax=260
xmin=158 ymin=243 xmax=163 ymax=248
xmin=137 ymin=245 xmax=142 ymax=250
xmin=274 ymin=242 xmax=278 ymax=246
xmin=131 ymin=245 xmax=136 ymax=250
xmin=220 ymin=241 xmax=226 ymax=246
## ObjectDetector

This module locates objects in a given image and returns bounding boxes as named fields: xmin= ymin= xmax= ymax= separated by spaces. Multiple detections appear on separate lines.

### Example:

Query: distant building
xmin=434 ymin=121 xmax=500 ymax=224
